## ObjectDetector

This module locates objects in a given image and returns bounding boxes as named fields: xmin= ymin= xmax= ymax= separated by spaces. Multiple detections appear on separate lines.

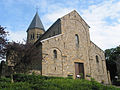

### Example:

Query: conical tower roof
xmin=27 ymin=12 xmax=45 ymax=32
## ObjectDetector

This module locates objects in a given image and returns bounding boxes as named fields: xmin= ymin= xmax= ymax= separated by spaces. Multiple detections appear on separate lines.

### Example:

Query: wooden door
xmin=75 ymin=63 xmax=84 ymax=79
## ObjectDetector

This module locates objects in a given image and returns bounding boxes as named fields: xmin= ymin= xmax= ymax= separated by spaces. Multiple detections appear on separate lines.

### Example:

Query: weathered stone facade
xmin=89 ymin=41 xmax=109 ymax=83
xmin=6 ymin=10 xmax=110 ymax=84
xmin=36 ymin=10 xmax=109 ymax=84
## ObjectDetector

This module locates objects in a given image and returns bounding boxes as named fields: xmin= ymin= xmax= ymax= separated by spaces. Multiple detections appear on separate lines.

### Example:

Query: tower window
xmin=75 ymin=34 xmax=79 ymax=47
xmin=30 ymin=34 xmax=32 ymax=40
xmin=96 ymin=55 xmax=99 ymax=63
xmin=30 ymin=33 xmax=35 ymax=40
xmin=33 ymin=33 xmax=34 ymax=39
xmin=28 ymin=33 xmax=29 ymax=40
xmin=53 ymin=50 xmax=57 ymax=59
xmin=37 ymin=33 xmax=41 ymax=39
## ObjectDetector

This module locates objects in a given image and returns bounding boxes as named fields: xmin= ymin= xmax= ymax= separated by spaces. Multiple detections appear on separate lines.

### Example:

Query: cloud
xmin=81 ymin=0 xmax=120 ymax=50
xmin=42 ymin=8 xmax=73 ymax=29
xmin=1 ymin=0 xmax=120 ymax=50
xmin=7 ymin=29 xmax=27 ymax=43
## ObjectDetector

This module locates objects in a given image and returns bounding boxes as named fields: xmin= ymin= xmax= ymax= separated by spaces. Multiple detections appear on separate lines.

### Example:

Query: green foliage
xmin=79 ymin=73 xmax=84 ymax=79
xmin=0 ymin=77 xmax=11 ymax=82
xmin=105 ymin=46 xmax=120 ymax=81
xmin=0 ymin=74 xmax=119 ymax=90
xmin=0 ymin=82 xmax=32 ymax=90
xmin=13 ymin=73 xmax=64 ymax=82
xmin=0 ymin=25 xmax=8 ymax=59
xmin=113 ymin=79 xmax=120 ymax=86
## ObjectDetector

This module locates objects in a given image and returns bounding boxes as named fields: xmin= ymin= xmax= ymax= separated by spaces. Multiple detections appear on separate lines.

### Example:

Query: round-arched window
xmin=96 ymin=55 xmax=99 ymax=63
xmin=75 ymin=34 xmax=79 ymax=47
xmin=53 ymin=50 xmax=57 ymax=59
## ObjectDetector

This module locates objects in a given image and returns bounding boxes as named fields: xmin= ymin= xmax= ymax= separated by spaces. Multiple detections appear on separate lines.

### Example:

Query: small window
xmin=37 ymin=34 xmax=39 ymax=39
xmin=53 ymin=50 xmax=57 ymax=59
xmin=75 ymin=34 xmax=79 ymax=47
xmin=37 ymin=33 xmax=41 ymax=39
xmin=30 ymin=33 xmax=34 ymax=40
xmin=28 ymin=33 xmax=29 ymax=40
xmin=53 ymin=31 xmax=55 ymax=35
xmin=33 ymin=33 xmax=34 ymax=39
xmin=30 ymin=34 xmax=32 ymax=40
xmin=96 ymin=55 xmax=99 ymax=63
xmin=64 ymin=42 xmax=65 ymax=48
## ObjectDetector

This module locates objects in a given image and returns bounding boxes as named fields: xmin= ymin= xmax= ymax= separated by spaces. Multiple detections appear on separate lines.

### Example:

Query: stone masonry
xmin=36 ymin=10 xmax=110 ymax=84
xmin=6 ymin=10 xmax=110 ymax=84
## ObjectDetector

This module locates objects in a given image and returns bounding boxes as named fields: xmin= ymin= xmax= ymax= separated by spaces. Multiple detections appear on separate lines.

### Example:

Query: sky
xmin=0 ymin=0 xmax=120 ymax=50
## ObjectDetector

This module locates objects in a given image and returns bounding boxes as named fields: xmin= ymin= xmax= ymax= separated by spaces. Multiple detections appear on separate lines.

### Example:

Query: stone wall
xmin=40 ymin=10 xmax=109 ymax=84
xmin=41 ymin=10 xmax=91 ymax=78
xmin=27 ymin=28 xmax=45 ymax=44
xmin=60 ymin=10 xmax=91 ymax=79
xmin=89 ymin=41 xmax=109 ymax=84
xmin=41 ymin=34 xmax=63 ymax=77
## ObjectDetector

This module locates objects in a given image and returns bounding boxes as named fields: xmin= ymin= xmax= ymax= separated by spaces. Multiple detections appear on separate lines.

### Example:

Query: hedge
xmin=0 ymin=73 xmax=119 ymax=90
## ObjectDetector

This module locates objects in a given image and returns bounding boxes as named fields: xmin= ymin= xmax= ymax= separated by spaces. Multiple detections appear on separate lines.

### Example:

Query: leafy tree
xmin=0 ymin=25 xmax=8 ymax=60
xmin=105 ymin=46 xmax=120 ymax=82
xmin=6 ymin=42 xmax=41 ymax=73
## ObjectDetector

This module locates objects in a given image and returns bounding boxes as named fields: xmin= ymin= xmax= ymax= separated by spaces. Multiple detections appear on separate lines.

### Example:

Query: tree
xmin=0 ymin=25 xmax=8 ymax=60
xmin=105 ymin=46 xmax=120 ymax=82
xmin=6 ymin=42 xmax=41 ymax=73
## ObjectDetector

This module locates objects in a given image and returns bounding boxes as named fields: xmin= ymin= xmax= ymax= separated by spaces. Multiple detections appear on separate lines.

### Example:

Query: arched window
xmin=37 ymin=33 xmax=40 ymax=39
xmin=30 ymin=33 xmax=34 ymax=40
xmin=30 ymin=34 xmax=32 ymax=40
xmin=96 ymin=55 xmax=100 ymax=72
xmin=75 ymin=34 xmax=79 ymax=47
xmin=96 ymin=55 xmax=99 ymax=63
xmin=53 ymin=50 xmax=57 ymax=59
xmin=33 ymin=33 xmax=34 ymax=39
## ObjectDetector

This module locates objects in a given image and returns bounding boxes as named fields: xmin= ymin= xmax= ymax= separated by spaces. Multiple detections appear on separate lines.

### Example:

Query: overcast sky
xmin=0 ymin=0 xmax=120 ymax=50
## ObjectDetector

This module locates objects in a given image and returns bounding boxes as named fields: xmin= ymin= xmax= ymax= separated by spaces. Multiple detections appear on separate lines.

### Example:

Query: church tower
xmin=27 ymin=12 xmax=45 ymax=44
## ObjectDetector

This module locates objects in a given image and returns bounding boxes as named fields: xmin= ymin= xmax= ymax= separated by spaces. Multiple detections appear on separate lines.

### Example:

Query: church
xmin=9 ymin=10 xmax=111 ymax=84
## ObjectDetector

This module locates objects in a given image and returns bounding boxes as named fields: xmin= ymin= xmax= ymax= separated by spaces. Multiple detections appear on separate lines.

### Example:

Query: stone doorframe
xmin=74 ymin=59 xmax=85 ymax=79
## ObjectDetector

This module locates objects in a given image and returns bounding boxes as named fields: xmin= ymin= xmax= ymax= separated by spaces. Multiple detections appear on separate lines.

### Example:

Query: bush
xmin=0 ymin=82 xmax=32 ymax=90
xmin=41 ymin=78 xmax=118 ymax=90
xmin=113 ymin=79 xmax=120 ymax=86
xmin=0 ymin=77 xmax=11 ymax=82
xmin=13 ymin=73 xmax=64 ymax=82
xmin=0 ymin=73 xmax=119 ymax=90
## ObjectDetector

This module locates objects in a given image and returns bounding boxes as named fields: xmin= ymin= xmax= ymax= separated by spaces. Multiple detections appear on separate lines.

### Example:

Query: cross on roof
xmin=36 ymin=7 xmax=39 ymax=12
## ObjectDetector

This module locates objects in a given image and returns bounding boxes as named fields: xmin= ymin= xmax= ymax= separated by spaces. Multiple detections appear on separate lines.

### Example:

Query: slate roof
xmin=27 ymin=12 xmax=45 ymax=32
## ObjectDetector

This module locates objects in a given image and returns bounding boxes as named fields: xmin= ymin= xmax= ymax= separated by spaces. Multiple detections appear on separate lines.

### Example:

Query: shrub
xmin=0 ymin=82 xmax=32 ymax=90
xmin=112 ymin=79 xmax=120 ymax=86
xmin=13 ymin=73 xmax=64 ymax=82
xmin=0 ymin=77 xmax=11 ymax=82
xmin=0 ymin=73 xmax=119 ymax=90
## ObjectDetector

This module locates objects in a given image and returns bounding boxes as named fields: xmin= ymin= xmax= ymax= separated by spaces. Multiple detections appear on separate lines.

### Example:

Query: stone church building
xmin=8 ymin=10 xmax=110 ymax=84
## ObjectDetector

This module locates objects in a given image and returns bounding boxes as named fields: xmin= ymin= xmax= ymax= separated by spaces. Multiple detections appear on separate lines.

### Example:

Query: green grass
xmin=0 ymin=73 xmax=119 ymax=90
